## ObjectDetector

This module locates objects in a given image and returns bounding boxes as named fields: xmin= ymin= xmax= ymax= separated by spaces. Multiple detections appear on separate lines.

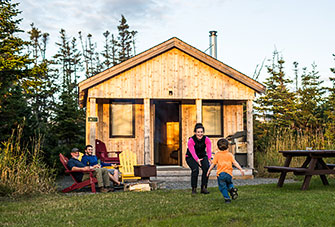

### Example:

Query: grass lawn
xmin=1 ymin=178 xmax=335 ymax=226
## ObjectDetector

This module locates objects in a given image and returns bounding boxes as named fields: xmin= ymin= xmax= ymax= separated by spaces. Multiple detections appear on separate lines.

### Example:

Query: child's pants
xmin=217 ymin=172 xmax=234 ymax=199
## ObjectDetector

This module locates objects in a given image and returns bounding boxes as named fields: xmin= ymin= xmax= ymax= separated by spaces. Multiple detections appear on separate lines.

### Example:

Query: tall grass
xmin=0 ymin=126 xmax=56 ymax=196
xmin=255 ymin=128 xmax=335 ymax=176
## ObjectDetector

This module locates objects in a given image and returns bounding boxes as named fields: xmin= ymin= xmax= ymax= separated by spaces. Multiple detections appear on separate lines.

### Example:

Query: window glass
xmin=110 ymin=103 xmax=134 ymax=137
xmin=202 ymin=103 xmax=222 ymax=136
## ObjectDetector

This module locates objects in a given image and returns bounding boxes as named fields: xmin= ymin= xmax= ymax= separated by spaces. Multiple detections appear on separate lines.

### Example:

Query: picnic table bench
xmin=265 ymin=150 xmax=335 ymax=190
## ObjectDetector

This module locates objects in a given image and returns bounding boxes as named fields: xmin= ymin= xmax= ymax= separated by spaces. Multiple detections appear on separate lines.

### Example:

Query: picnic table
xmin=265 ymin=150 xmax=335 ymax=190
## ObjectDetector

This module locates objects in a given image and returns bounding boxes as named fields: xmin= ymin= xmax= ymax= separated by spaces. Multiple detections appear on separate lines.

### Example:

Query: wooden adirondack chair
xmin=119 ymin=150 xmax=141 ymax=182
xmin=95 ymin=139 xmax=121 ymax=165
xmin=59 ymin=153 xmax=98 ymax=193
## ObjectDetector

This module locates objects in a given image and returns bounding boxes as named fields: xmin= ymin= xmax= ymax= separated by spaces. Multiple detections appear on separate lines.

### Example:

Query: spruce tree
xmin=255 ymin=51 xmax=297 ymax=129
xmin=117 ymin=15 xmax=137 ymax=63
xmin=296 ymin=63 xmax=325 ymax=132
xmin=101 ymin=30 xmax=119 ymax=68
xmin=50 ymin=29 xmax=85 ymax=166
xmin=79 ymin=32 xmax=101 ymax=78
xmin=102 ymin=30 xmax=111 ymax=68
xmin=324 ymin=54 xmax=335 ymax=143
xmin=0 ymin=0 xmax=30 ymax=93
xmin=54 ymin=29 xmax=82 ymax=88
xmin=0 ymin=0 xmax=32 ymax=142
xmin=110 ymin=34 xmax=118 ymax=66
xmin=131 ymin=30 xmax=138 ymax=56
xmin=86 ymin=33 xmax=97 ymax=77
xmin=27 ymin=24 xmax=58 ymax=136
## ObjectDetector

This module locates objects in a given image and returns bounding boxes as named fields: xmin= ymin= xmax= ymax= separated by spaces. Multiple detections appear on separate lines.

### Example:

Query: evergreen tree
xmin=94 ymin=50 xmax=103 ymax=75
xmin=78 ymin=31 xmax=89 ymax=78
xmin=296 ymin=63 xmax=325 ymax=132
xmin=0 ymin=0 xmax=32 ymax=142
xmin=324 ymin=54 xmax=335 ymax=143
xmin=86 ymin=33 xmax=96 ymax=77
xmin=117 ymin=15 xmax=137 ymax=63
xmin=101 ymin=31 xmax=119 ymax=69
xmin=49 ymin=29 xmax=85 ymax=167
xmin=102 ymin=30 xmax=111 ymax=68
xmin=27 ymin=24 xmax=58 ymax=136
xmin=255 ymin=51 xmax=297 ymax=129
xmin=0 ymin=0 xmax=30 ymax=93
xmin=54 ymin=29 xmax=81 ymax=89
xmin=293 ymin=61 xmax=299 ymax=92
xmin=110 ymin=34 xmax=118 ymax=66
xmin=131 ymin=30 xmax=138 ymax=56
xmin=254 ymin=52 xmax=299 ymax=155
xmin=79 ymin=32 xmax=102 ymax=78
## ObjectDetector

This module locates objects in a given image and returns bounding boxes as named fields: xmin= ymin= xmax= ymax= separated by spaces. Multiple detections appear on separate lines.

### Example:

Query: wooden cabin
xmin=78 ymin=37 xmax=265 ymax=170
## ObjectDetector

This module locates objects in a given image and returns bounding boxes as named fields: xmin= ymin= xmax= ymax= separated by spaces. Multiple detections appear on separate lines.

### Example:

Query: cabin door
xmin=154 ymin=101 xmax=181 ymax=165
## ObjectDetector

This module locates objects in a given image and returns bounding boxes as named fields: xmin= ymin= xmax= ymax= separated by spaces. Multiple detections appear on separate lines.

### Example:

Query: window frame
xmin=109 ymin=100 xmax=135 ymax=138
xmin=202 ymin=101 xmax=224 ymax=137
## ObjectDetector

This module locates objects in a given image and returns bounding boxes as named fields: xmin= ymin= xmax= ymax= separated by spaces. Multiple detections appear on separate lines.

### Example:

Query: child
xmin=207 ymin=138 xmax=245 ymax=203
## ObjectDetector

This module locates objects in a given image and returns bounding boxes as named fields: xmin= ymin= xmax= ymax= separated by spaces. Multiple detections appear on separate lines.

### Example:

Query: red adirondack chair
xmin=59 ymin=153 xmax=98 ymax=193
xmin=95 ymin=139 xmax=122 ymax=165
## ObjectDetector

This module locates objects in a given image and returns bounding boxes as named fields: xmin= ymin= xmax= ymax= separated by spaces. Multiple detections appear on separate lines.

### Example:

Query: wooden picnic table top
xmin=279 ymin=150 xmax=335 ymax=157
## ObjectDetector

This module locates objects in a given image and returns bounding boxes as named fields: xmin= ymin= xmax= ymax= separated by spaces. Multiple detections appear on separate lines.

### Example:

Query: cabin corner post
xmin=246 ymin=100 xmax=254 ymax=169
xmin=89 ymin=97 xmax=97 ymax=155
xmin=144 ymin=98 xmax=151 ymax=164
xmin=196 ymin=99 xmax=202 ymax=123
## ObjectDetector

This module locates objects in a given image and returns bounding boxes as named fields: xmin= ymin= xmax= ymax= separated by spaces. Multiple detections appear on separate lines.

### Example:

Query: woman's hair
xmin=194 ymin=123 xmax=205 ymax=133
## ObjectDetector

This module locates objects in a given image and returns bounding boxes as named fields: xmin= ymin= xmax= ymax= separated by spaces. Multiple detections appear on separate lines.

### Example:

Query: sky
xmin=16 ymin=0 xmax=335 ymax=87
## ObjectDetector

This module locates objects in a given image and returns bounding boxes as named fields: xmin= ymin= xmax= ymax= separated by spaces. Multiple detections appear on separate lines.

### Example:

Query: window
xmin=202 ymin=102 xmax=223 ymax=136
xmin=110 ymin=102 xmax=135 ymax=137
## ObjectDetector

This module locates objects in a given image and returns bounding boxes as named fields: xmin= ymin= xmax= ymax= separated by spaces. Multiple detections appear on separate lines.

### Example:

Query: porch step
xmin=150 ymin=167 xmax=253 ymax=181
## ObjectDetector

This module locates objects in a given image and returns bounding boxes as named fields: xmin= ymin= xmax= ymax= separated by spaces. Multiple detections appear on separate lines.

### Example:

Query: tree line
xmin=254 ymin=50 xmax=335 ymax=154
xmin=0 ymin=0 xmax=137 ymax=171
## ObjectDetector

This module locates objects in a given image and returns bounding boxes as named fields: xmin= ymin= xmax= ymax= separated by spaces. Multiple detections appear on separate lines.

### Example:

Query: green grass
xmin=2 ymin=179 xmax=335 ymax=226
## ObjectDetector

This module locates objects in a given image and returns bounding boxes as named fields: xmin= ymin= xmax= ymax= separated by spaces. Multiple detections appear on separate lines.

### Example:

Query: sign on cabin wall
xmin=88 ymin=116 xmax=98 ymax=122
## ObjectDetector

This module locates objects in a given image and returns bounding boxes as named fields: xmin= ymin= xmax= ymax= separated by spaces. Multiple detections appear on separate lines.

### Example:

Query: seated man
xmin=81 ymin=145 xmax=121 ymax=186
xmin=67 ymin=148 xmax=112 ymax=192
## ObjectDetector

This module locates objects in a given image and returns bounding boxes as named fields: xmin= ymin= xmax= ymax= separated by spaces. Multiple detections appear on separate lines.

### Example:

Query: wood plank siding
xmin=87 ymin=48 xmax=255 ymax=100
xmin=87 ymin=100 xmax=146 ymax=164
xmin=181 ymin=104 xmax=197 ymax=167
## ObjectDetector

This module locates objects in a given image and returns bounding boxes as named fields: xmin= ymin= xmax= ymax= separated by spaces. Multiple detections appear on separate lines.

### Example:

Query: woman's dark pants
xmin=186 ymin=156 xmax=209 ymax=188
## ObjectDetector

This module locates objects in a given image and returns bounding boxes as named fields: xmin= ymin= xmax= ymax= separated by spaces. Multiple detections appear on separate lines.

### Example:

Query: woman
xmin=186 ymin=123 xmax=212 ymax=195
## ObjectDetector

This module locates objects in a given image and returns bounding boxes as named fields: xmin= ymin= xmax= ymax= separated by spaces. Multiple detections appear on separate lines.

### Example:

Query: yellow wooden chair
xmin=78 ymin=152 xmax=84 ymax=161
xmin=119 ymin=150 xmax=141 ymax=182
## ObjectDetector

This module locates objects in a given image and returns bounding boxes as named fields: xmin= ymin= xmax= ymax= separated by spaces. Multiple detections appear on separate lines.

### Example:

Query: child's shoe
xmin=229 ymin=187 xmax=238 ymax=200
xmin=225 ymin=199 xmax=231 ymax=203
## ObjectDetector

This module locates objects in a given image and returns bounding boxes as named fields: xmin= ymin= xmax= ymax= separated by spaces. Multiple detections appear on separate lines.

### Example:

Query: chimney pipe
xmin=209 ymin=31 xmax=217 ymax=59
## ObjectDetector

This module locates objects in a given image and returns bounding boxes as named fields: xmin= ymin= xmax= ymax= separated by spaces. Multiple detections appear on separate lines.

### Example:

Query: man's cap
xmin=71 ymin=148 xmax=79 ymax=153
